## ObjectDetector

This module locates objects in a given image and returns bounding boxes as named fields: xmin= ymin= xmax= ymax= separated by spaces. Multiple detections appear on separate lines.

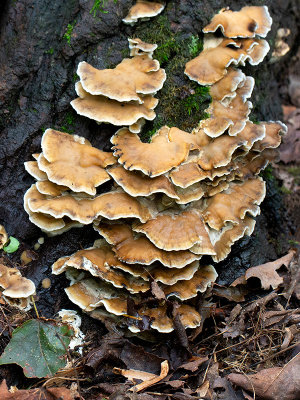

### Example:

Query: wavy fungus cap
xmin=94 ymin=222 xmax=201 ymax=268
xmin=202 ymin=178 xmax=266 ymax=230
xmin=37 ymin=129 xmax=115 ymax=195
xmin=26 ymin=184 xmax=154 ymax=225
xmin=107 ymin=164 xmax=178 ymax=199
xmin=111 ymin=127 xmax=189 ymax=177
xmin=122 ymin=1 xmax=165 ymax=25
xmin=52 ymin=243 xmax=150 ymax=294
xmin=0 ymin=225 xmax=8 ymax=250
xmin=77 ymin=57 xmax=166 ymax=103
xmin=184 ymin=38 xmax=245 ymax=85
xmin=203 ymin=6 xmax=272 ymax=38
xmin=71 ymin=82 xmax=158 ymax=131
xmin=133 ymin=210 xmax=215 ymax=252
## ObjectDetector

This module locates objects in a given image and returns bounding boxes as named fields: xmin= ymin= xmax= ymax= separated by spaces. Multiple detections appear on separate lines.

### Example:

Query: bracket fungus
xmin=71 ymin=43 xmax=166 ymax=133
xmin=111 ymin=127 xmax=189 ymax=177
xmin=122 ymin=1 xmax=165 ymax=25
xmin=0 ymin=263 xmax=36 ymax=311
xmin=203 ymin=6 xmax=272 ymax=38
xmin=23 ymin=5 xmax=286 ymax=334
xmin=0 ymin=225 xmax=8 ymax=250
xmin=37 ymin=129 xmax=115 ymax=195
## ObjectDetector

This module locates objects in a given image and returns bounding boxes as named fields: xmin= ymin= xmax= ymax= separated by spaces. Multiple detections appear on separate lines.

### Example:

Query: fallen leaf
xmin=280 ymin=108 xmax=300 ymax=163
xmin=0 ymin=379 xmax=76 ymax=400
xmin=228 ymin=353 xmax=300 ymax=400
xmin=281 ymin=325 xmax=298 ymax=350
xmin=3 ymin=237 xmax=20 ymax=254
xmin=244 ymin=250 xmax=295 ymax=289
xmin=212 ymin=377 xmax=243 ymax=400
xmin=86 ymin=334 xmax=164 ymax=375
xmin=213 ymin=285 xmax=247 ymax=302
xmin=113 ymin=367 xmax=157 ymax=382
xmin=196 ymin=380 xmax=210 ymax=397
xmin=179 ymin=356 xmax=208 ymax=372
xmin=262 ymin=309 xmax=300 ymax=328
xmin=151 ymin=281 xmax=165 ymax=300
xmin=116 ymin=360 xmax=169 ymax=393
xmin=0 ymin=319 xmax=73 ymax=378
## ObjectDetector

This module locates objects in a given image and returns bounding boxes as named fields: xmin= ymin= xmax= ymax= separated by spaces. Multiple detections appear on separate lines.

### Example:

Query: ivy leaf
xmin=3 ymin=236 xmax=20 ymax=253
xmin=0 ymin=319 xmax=73 ymax=378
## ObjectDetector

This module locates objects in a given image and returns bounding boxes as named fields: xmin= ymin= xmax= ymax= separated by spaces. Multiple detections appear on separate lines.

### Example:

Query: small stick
xmin=249 ymin=341 xmax=300 ymax=368
xmin=31 ymin=295 xmax=40 ymax=319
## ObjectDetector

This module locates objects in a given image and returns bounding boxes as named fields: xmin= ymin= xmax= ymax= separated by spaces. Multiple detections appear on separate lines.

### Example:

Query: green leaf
xmin=0 ymin=319 xmax=73 ymax=378
xmin=3 ymin=236 xmax=20 ymax=253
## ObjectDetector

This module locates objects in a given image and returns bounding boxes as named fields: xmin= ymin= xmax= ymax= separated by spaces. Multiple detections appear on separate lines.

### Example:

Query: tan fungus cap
xmin=108 ymin=164 xmax=178 ymax=199
xmin=111 ymin=127 xmax=189 ymax=177
xmin=202 ymin=178 xmax=266 ymax=230
xmin=65 ymin=278 xmax=127 ymax=313
xmin=164 ymin=265 xmax=218 ymax=300
xmin=203 ymin=6 xmax=272 ymax=38
xmin=35 ymin=181 xmax=69 ymax=197
xmin=38 ymin=129 xmax=115 ymax=195
xmin=200 ymin=94 xmax=252 ymax=137
xmin=52 ymin=244 xmax=150 ymax=294
xmin=95 ymin=222 xmax=201 ymax=268
xmin=24 ymin=161 xmax=48 ymax=181
xmin=252 ymin=121 xmax=287 ymax=152
xmin=0 ymin=225 xmax=8 ymax=249
xmin=170 ymin=159 xmax=236 ymax=188
xmin=71 ymin=82 xmax=158 ymax=129
xmin=0 ymin=263 xmax=36 ymax=307
xmin=132 ymin=303 xmax=201 ymax=333
xmin=27 ymin=184 xmax=154 ymax=224
xmin=209 ymin=68 xmax=246 ymax=102
xmin=128 ymin=38 xmax=158 ymax=57
xmin=77 ymin=57 xmax=166 ymax=103
xmin=133 ymin=210 xmax=215 ymax=252
xmin=184 ymin=39 xmax=246 ymax=85
xmin=123 ymin=1 xmax=165 ymax=25
xmin=212 ymin=216 xmax=256 ymax=262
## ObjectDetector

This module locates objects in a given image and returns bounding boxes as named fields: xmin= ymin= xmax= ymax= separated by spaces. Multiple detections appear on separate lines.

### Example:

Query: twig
xmin=31 ymin=295 xmax=39 ymax=319
xmin=249 ymin=341 xmax=300 ymax=368
xmin=48 ymin=332 xmax=82 ymax=399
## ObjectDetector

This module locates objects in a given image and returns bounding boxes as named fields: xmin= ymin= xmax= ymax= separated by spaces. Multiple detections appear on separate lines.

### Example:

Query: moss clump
xmin=58 ymin=111 xmax=76 ymax=134
xmin=261 ymin=165 xmax=275 ymax=181
xmin=90 ymin=0 xmax=118 ymax=17
xmin=63 ymin=21 xmax=76 ymax=45
xmin=134 ymin=15 xmax=211 ymax=141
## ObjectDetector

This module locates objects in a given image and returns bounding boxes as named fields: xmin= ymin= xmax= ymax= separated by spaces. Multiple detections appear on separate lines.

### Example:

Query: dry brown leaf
xmin=0 ymin=380 xmax=76 ymax=400
xmin=228 ymin=353 xmax=300 ymax=400
xmin=151 ymin=281 xmax=166 ymax=300
xmin=262 ymin=309 xmax=300 ymax=328
xmin=132 ymin=360 xmax=169 ymax=393
xmin=280 ymin=108 xmax=300 ymax=163
xmin=196 ymin=380 xmax=210 ymax=397
xmin=244 ymin=250 xmax=296 ymax=289
xmin=114 ymin=360 xmax=169 ymax=393
xmin=179 ymin=356 xmax=208 ymax=372
xmin=213 ymin=285 xmax=247 ymax=302
xmin=113 ymin=367 xmax=157 ymax=382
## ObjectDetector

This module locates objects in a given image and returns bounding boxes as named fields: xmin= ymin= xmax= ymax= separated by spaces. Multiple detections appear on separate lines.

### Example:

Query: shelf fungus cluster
xmin=0 ymin=263 xmax=36 ymax=311
xmin=23 ymin=6 xmax=287 ymax=333
xmin=71 ymin=39 xmax=166 ymax=134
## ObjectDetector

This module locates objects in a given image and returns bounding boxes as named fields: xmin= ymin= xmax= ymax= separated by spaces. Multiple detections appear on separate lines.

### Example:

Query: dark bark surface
xmin=0 ymin=0 xmax=299 ymax=317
